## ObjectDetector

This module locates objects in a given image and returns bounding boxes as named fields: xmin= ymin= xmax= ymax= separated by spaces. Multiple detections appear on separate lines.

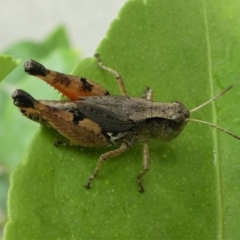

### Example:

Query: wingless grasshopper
xmin=12 ymin=54 xmax=240 ymax=192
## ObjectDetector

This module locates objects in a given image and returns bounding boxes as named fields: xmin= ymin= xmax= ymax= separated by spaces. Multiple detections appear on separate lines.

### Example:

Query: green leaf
xmin=0 ymin=55 xmax=18 ymax=82
xmin=0 ymin=54 xmax=18 ymax=231
xmin=4 ymin=0 xmax=240 ymax=239
xmin=0 ymin=26 xmax=80 ymax=171
xmin=0 ymin=26 xmax=80 ymax=236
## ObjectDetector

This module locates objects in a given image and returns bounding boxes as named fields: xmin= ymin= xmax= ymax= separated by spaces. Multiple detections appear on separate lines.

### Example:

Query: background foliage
xmin=0 ymin=27 xmax=80 ymax=235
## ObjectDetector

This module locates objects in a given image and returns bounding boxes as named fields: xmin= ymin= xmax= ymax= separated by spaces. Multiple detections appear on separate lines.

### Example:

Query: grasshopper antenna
xmin=186 ymin=85 xmax=240 ymax=141
xmin=189 ymin=85 xmax=232 ymax=113
xmin=186 ymin=118 xmax=240 ymax=140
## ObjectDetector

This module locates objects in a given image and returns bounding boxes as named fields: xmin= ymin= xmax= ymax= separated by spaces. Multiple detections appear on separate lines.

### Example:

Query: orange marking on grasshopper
xmin=24 ymin=59 xmax=110 ymax=100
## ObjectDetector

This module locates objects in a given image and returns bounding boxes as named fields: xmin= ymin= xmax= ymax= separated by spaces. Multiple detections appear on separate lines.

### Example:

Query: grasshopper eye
xmin=171 ymin=102 xmax=190 ymax=123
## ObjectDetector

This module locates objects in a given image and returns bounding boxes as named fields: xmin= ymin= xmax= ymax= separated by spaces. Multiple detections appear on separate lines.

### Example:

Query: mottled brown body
xmin=12 ymin=55 xmax=238 ymax=192
xmin=12 ymin=90 xmax=189 ymax=147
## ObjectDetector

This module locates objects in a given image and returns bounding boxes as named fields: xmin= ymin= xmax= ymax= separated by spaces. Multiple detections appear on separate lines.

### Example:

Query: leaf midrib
xmin=203 ymin=0 xmax=223 ymax=238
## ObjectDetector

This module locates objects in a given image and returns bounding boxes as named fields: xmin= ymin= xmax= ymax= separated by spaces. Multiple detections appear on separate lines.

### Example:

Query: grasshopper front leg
xmin=137 ymin=142 xmax=150 ymax=193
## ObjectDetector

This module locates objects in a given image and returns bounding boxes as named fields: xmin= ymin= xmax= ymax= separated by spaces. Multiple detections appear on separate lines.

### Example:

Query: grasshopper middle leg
xmin=94 ymin=53 xmax=127 ymax=96
xmin=142 ymin=87 xmax=154 ymax=101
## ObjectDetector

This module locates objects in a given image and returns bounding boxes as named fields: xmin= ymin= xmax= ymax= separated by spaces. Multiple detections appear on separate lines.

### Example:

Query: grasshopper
xmin=12 ymin=54 xmax=240 ymax=192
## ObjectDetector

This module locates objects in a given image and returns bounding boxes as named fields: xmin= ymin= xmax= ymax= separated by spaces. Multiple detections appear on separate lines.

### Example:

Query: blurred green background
xmin=0 ymin=26 xmax=80 ymax=235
